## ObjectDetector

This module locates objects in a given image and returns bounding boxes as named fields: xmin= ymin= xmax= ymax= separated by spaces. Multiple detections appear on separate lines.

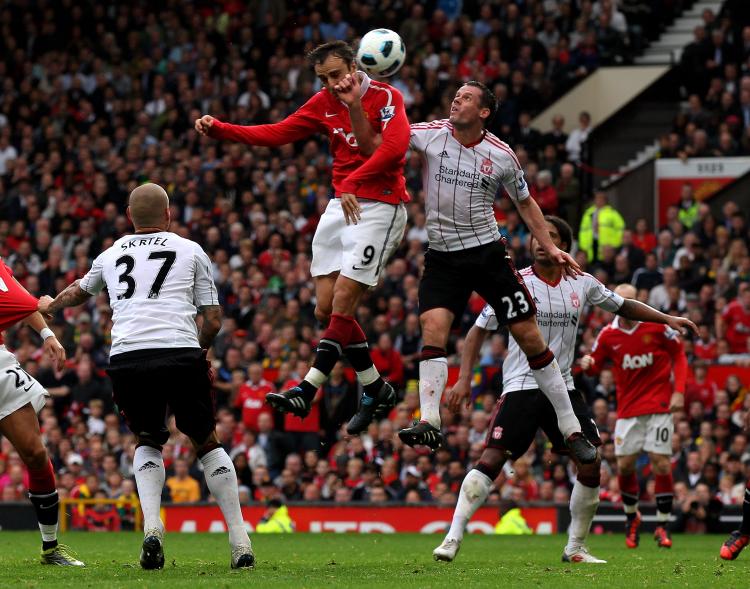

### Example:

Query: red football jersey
xmin=208 ymin=73 xmax=410 ymax=204
xmin=233 ymin=379 xmax=275 ymax=432
xmin=684 ymin=377 xmax=717 ymax=410
xmin=0 ymin=261 xmax=39 ymax=345
xmin=587 ymin=318 xmax=687 ymax=419
xmin=721 ymin=299 xmax=750 ymax=353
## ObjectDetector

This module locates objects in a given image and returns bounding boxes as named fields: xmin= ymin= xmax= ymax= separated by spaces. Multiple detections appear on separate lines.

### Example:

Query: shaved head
xmin=615 ymin=283 xmax=637 ymax=299
xmin=127 ymin=183 xmax=170 ymax=230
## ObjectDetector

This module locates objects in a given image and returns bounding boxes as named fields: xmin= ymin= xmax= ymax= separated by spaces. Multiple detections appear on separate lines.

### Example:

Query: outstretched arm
xmin=195 ymin=96 xmax=323 ymax=147
xmin=515 ymin=196 xmax=581 ymax=278
xmin=617 ymin=299 xmax=698 ymax=336
xmin=38 ymin=280 xmax=93 ymax=315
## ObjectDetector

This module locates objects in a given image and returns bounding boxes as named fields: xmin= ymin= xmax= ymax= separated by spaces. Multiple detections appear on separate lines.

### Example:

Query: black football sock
xmin=345 ymin=342 xmax=385 ymax=398
xmin=29 ymin=490 xmax=59 ymax=550
xmin=298 ymin=314 xmax=354 ymax=401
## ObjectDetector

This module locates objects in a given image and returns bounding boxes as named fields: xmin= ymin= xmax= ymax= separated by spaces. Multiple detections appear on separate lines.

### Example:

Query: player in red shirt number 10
xmin=195 ymin=41 xmax=409 ymax=434
xmin=581 ymin=283 xmax=689 ymax=550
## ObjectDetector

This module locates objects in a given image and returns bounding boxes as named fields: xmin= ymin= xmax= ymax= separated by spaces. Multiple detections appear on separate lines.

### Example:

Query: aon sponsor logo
xmin=622 ymin=352 xmax=653 ymax=370
xmin=332 ymin=127 xmax=359 ymax=147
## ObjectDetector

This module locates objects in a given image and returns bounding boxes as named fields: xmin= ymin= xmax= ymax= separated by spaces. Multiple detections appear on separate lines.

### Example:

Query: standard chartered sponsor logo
xmin=434 ymin=164 xmax=483 ymax=188
xmin=536 ymin=309 xmax=572 ymax=328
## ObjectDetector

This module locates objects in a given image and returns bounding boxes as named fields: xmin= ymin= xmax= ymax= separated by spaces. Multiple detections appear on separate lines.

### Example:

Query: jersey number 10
xmin=115 ymin=251 xmax=176 ymax=300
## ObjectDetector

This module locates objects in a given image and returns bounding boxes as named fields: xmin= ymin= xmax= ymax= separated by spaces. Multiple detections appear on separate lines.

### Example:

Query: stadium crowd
xmin=662 ymin=2 xmax=750 ymax=160
xmin=0 ymin=0 xmax=748 ymax=534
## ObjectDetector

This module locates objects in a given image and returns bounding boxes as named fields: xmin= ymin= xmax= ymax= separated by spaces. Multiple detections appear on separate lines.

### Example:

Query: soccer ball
xmin=356 ymin=29 xmax=406 ymax=78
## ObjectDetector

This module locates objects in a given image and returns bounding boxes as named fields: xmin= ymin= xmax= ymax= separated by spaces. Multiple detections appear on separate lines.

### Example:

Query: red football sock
xmin=28 ymin=458 xmax=56 ymax=495
xmin=349 ymin=318 xmax=367 ymax=344
xmin=654 ymin=473 xmax=673 ymax=496
xmin=325 ymin=313 xmax=355 ymax=348
xmin=618 ymin=472 xmax=639 ymax=508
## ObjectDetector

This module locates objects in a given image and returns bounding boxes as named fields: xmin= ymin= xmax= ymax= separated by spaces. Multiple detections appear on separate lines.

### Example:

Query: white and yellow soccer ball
xmin=356 ymin=28 xmax=406 ymax=78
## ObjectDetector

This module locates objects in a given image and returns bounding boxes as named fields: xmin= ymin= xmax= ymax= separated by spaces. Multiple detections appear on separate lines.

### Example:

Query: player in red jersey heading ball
xmin=581 ymin=283 xmax=689 ymax=550
xmin=195 ymin=40 xmax=409 ymax=434
xmin=0 ymin=260 xmax=84 ymax=565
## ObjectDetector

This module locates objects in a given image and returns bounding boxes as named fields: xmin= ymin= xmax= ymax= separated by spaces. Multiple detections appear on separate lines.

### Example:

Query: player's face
xmin=530 ymin=221 xmax=562 ymax=264
xmin=314 ymin=56 xmax=357 ymax=92
xmin=449 ymin=86 xmax=489 ymax=126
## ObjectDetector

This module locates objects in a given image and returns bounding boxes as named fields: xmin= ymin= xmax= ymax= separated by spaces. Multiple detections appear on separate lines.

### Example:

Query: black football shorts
xmin=485 ymin=388 xmax=602 ymax=459
xmin=418 ymin=239 xmax=536 ymax=324
xmin=107 ymin=348 xmax=215 ymax=447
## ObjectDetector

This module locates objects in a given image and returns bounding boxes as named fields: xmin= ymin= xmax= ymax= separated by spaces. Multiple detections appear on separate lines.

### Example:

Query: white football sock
xmin=419 ymin=357 xmax=447 ymax=428
xmin=133 ymin=446 xmax=165 ymax=534
xmin=446 ymin=469 xmax=493 ymax=541
xmin=40 ymin=522 xmax=57 ymax=543
xmin=531 ymin=357 xmax=580 ymax=437
xmin=566 ymin=480 xmax=600 ymax=553
xmin=623 ymin=502 xmax=639 ymax=515
xmin=200 ymin=448 xmax=249 ymax=547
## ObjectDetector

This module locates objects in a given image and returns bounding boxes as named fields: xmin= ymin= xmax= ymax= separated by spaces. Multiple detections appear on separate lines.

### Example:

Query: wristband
xmin=40 ymin=328 xmax=55 ymax=340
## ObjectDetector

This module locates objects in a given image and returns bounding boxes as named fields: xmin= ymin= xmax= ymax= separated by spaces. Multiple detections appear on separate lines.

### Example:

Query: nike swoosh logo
xmin=612 ymin=345 xmax=621 ymax=350
xmin=23 ymin=383 xmax=34 ymax=392
xmin=325 ymin=112 xmax=337 ymax=118
xmin=352 ymin=265 xmax=367 ymax=270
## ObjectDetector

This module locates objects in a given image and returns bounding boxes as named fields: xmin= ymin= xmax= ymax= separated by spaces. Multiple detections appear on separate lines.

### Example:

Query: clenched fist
xmin=195 ymin=115 xmax=216 ymax=136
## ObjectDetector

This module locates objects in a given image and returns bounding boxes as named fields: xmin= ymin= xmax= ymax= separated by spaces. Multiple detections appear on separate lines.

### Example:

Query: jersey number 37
xmin=115 ymin=251 xmax=176 ymax=300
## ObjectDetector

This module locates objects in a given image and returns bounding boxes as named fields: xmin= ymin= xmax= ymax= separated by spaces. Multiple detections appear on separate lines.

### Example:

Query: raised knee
xmin=475 ymin=449 xmax=505 ymax=480
xmin=332 ymin=284 xmax=354 ymax=310
xmin=420 ymin=313 xmax=450 ymax=347
xmin=652 ymin=459 xmax=671 ymax=475
xmin=314 ymin=306 xmax=331 ymax=326
xmin=24 ymin=446 xmax=49 ymax=470
xmin=618 ymin=463 xmax=635 ymax=476
xmin=577 ymin=459 xmax=601 ymax=488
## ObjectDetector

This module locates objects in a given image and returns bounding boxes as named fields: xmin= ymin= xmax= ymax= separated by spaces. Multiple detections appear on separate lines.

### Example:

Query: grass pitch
xmin=0 ymin=532 xmax=748 ymax=588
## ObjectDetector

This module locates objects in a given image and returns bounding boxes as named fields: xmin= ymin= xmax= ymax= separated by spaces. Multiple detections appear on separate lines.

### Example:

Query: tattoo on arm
xmin=198 ymin=305 xmax=223 ymax=349
xmin=49 ymin=280 xmax=93 ymax=313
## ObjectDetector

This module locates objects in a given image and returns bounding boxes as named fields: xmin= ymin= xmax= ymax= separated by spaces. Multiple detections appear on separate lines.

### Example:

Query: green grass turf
xmin=1 ymin=532 xmax=749 ymax=588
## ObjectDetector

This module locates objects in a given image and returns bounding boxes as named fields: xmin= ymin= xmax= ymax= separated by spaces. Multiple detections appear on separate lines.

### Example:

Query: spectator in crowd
xmin=555 ymin=162 xmax=582 ymax=230
xmin=578 ymin=191 xmax=626 ymax=263
xmin=530 ymin=169 xmax=558 ymax=215
xmin=165 ymin=458 xmax=201 ymax=504
xmin=565 ymin=111 xmax=593 ymax=163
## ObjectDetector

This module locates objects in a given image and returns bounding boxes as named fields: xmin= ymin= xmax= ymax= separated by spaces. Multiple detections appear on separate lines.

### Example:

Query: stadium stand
xmin=0 ymin=1 xmax=749 ymax=533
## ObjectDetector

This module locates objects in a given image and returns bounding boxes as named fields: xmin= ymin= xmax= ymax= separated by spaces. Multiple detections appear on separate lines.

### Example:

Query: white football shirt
xmin=80 ymin=231 xmax=219 ymax=356
xmin=475 ymin=268 xmax=623 ymax=394
xmin=409 ymin=119 xmax=529 ymax=252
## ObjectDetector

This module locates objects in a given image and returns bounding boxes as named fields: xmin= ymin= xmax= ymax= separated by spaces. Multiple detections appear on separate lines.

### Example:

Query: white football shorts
xmin=614 ymin=413 xmax=673 ymax=457
xmin=0 ymin=345 xmax=48 ymax=421
xmin=311 ymin=198 xmax=407 ymax=287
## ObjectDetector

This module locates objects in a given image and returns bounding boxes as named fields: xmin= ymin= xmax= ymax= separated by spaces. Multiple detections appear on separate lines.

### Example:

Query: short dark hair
xmin=544 ymin=215 xmax=573 ymax=253
xmin=307 ymin=41 xmax=355 ymax=66
xmin=465 ymin=80 xmax=498 ymax=126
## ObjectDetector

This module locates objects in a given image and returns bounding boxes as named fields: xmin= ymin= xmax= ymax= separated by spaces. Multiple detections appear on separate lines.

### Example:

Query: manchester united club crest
xmin=642 ymin=334 xmax=652 ymax=344
xmin=480 ymin=157 xmax=493 ymax=176
xmin=570 ymin=292 xmax=580 ymax=308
